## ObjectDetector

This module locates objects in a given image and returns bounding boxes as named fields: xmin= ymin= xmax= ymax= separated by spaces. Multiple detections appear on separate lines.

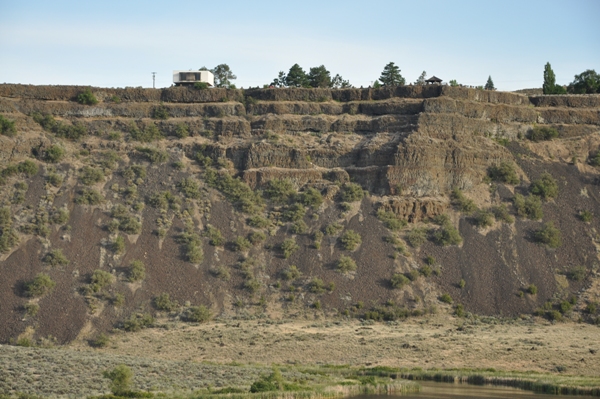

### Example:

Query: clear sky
xmin=1 ymin=0 xmax=598 ymax=91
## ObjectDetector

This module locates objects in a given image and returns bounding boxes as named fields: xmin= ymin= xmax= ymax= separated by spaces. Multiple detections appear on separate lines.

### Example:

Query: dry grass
xmin=70 ymin=314 xmax=600 ymax=377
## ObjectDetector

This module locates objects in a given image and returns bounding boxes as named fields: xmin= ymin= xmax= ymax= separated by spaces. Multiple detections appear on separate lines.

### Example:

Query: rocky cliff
xmin=1 ymin=84 xmax=599 ymax=345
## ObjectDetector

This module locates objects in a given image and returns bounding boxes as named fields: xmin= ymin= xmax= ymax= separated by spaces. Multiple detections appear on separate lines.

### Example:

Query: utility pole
xmin=152 ymin=72 xmax=157 ymax=89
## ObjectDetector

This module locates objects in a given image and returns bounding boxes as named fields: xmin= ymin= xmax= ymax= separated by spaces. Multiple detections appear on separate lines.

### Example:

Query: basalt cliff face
xmin=1 ymin=84 xmax=599 ymax=344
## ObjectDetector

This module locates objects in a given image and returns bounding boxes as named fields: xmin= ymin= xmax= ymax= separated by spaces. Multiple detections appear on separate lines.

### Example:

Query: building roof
xmin=426 ymin=76 xmax=443 ymax=83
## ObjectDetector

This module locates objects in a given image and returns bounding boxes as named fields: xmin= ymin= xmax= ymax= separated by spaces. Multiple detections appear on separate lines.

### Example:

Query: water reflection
xmin=353 ymin=381 xmax=597 ymax=398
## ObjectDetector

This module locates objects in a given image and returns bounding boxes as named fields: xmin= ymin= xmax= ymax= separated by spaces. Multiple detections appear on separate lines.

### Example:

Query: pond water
xmin=354 ymin=381 xmax=597 ymax=398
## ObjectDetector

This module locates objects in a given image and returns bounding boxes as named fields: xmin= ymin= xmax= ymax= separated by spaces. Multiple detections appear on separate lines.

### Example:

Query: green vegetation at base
xmin=530 ymin=172 xmax=558 ymax=201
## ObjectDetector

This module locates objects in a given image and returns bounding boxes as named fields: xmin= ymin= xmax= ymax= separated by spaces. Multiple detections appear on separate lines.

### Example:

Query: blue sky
xmin=1 ymin=0 xmax=598 ymax=91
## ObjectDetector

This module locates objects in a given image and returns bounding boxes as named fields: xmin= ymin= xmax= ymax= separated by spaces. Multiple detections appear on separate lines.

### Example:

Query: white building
xmin=173 ymin=70 xmax=215 ymax=87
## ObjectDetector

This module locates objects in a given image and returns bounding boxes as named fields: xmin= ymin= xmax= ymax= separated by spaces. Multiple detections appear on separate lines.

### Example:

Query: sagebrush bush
xmin=204 ymin=225 xmax=224 ymax=246
xmin=534 ymin=221 xmax=561 ymax=248
xmin=281 ymin=238 xmax=299 ymax=258
xmin=283 ymin=203 xmax=306 ymax=222
xmin=390 ymin=273 xmax=409 ymax=289
xmin=488 ymin=162 xmax=519 ymax=185
xmin=177 ymin=231 xmax=204 ymax=263
xmin=527 ymin=284 xmax=538 ymax=295
xmin=112 ymin=235 xmax=125 ymax=254
xmin=42 ymin=248 xmax=69 ymax=267
xmin=377 ymin=208 xmax=407 ymax=231
xmin=181 ymin=305 xmax=211 ymax=322
xmin=25 ymin=273 xmax=55 ymax=297
xmin=439 ymin=293 xmax=453 ymax=304
xmin=177 ymin=177 xmax=201 ymax=199
xmin=340 ymin=183 xmax=364 ymax=202
xmin=76 ymin=188 xmax=105 ymax=205
xmin=174 ymin=123 xmax=189 ymax=138
xmin=567 ymin=266 xmax=586 ymax=282
xmin=122 ymin=313 xmax=154 ymax=332
xmin=407 ymin=227 xmax=427 ymax=247
xmin=530 ymin=172 xmax=558 ymax=200
xmin=0 ymin=115 xmax=17 ymax=137
xmin=290 ymin=220 xmax=308 ymax=234
xmin=579 ymin=210 xmax=593 ymax=222
xmin=281 ymin=265 xmax=302 ymax=280
xmin=513 ymin=193 xmax=543 ymax=220
xmin=211 ymin=266 xmax=231 ymax=281
xmin=77 ymin=88 xmax=98 ymax=105
xmin=128 ymin=260 xmax=145 ymax=282
xmin=43 ymin=145 xmax=65 ymax=163
xmin=136 ymin=147 xmax=168 ymax=163
xmin=248 ymin=215 xmax=270 ymax=228
xmin=337 ymin=255 xmax=357 ymax=273
xmin=204 ymin=168 xmax=264 ymax=213
xmin=491 ymin=204 xmax=515 ymax=223
xmin=153 ymin=293 xmax=178 ymax=312
xmin=119 ymin=216 xmax=142 ymax=234
xmin=89 ymin=270 xmax=115 ymax=293
xmin=233 ymin=236 xmax=252 ymax=252
xmin=472 ymin=209 xmax=494 ymax=227
xmin=264 ymin=178 xmax=296 ymax=204
xmin=299 ymin=187 xmax=323 ymax=209
xmin=307 ymin=277 xmax=327 ymax=294
xmin=152 ymin=104 xmax=169 ymax=120
xmin=528 ymin=126 xmax=559 ymax=142
xmin=33 ymin=113 xmax=87 ymax=140
xmin=325 ymin=222 xmax=343 ymax=236
xmin=451 ymin=188 xmax=476 ymax=213
xmin=130 ymin=123 xmax=164 ymax=142
xmin=433 ymin=222 xmax=462 ymax=246
xmin=340 ymin=229 xmax=362 ymax=250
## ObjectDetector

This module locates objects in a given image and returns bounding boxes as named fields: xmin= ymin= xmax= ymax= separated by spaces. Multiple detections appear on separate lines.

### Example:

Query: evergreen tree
xmin=485 ymin=76 xmax=495 ymax=90
xmin=307 ymin=65 xmax=332 ymax=88
xmin=270 ymin=71 xmax=287 ymax=87
xmin=543 ymin=62 xmax=557 ymax=94
xmin=285 ymin=64 xmax=309 ymax=87
xmin=415 ymin=71 xmax=427 ymax=85
xmin=379 ymin=62 xmax=405 ymax=86
xmin=331 ymin=74 xmax=352 ymax=88
xmin=449 ymin=79 xmax=459 ymax=87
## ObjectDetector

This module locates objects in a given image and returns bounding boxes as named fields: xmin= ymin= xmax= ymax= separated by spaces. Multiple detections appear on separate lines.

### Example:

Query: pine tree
xmin=379 ymin=62 xmax=405 ymax=86
xmin=485 ymin=76 xmax=495 ymax=90
xmin=415 ymin=71 xmax=427 ymax=85
xmin=285 ymin=64 xmax=309 ymax=87
xmin=307 ymin=65 xmax=331 ymax=88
